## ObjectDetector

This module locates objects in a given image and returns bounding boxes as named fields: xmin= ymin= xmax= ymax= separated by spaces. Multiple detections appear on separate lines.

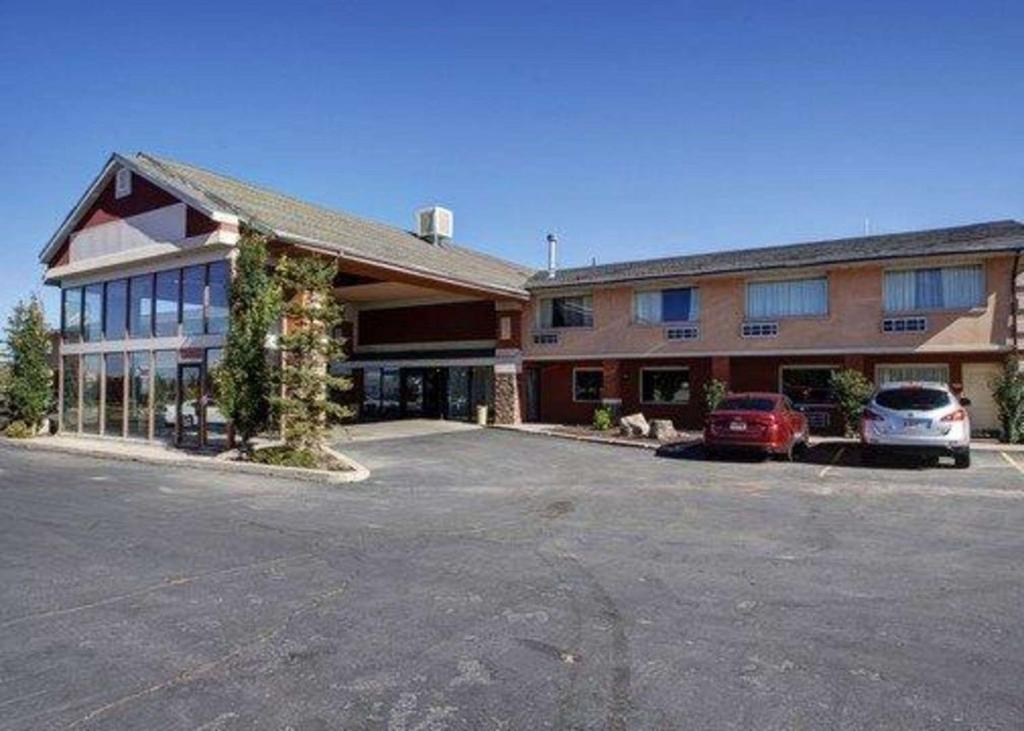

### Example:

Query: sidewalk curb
xmin=0 ymin=437 xmax=370 ymax=484
xmin=808 ymin=437 xmax=1024 ymax=453
xmin=490 ymin=424 xmax=698 ymax=451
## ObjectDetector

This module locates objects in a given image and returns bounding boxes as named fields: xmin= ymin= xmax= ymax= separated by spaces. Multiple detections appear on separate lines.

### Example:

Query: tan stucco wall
xmin=522 ymin=255 xmax=1015 ymax=358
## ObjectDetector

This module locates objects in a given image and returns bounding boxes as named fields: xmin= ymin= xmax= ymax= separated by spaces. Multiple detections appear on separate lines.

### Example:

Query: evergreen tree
xmin=991 ymin=356 xmax=1024 ymax=443
xmin=5 ymin=295 xmax=53 ymax=432
xmin=213 ymin=231 xmax=282 ymax=454
xmin=273 ymin=254 xmax=352 ymax=455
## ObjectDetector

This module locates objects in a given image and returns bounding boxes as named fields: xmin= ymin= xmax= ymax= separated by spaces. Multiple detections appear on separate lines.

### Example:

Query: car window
xmin=874 ymin=388 xmax=951 ymax=411
xmin=717 ymin=397 xmax=776 ymax=412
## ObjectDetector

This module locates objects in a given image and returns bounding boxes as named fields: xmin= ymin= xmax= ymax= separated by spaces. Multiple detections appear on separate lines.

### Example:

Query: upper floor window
xmin=154 ymin=270 xmax=181 ymax=337
xmin=62 ymin=287 xmax=82 ymax=343
xmin=539 ymin=295 xmax=593 ymax=328
xmin=883 ymin=264 xmax=984 ymax=312
xmin=129 ymin=274 xmax=153 ymax=338
xmin=82 ymin=283 xmax=104 ymax=342
xmin=104 ymin=279 xmax=128 ymax=340
xmin=747 ymin=277 xmax=828 ymax=319
xmin=207 ymin=261 xmax=230 ymax=335
xmin=635 ymin=287 xmax=700 ymax=324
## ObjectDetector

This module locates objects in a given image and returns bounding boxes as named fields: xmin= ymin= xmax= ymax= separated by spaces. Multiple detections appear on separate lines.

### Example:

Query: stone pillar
xmin=710 ymin=355 xmax=731 ymax=385
xmin=1016 ymin=262 xmax=1024 ymax=352
xmin=493 ymin=363 xmax=521 ymax=425
xmin=493 ymin=300 xmax=525 ymax=425
xmin=601 ymin=359 xmax=622 ymax=419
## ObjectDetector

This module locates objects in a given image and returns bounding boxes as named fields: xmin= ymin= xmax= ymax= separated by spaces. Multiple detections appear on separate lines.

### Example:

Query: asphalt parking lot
xmin=1 ymin=429 xmax=1022 ymax=730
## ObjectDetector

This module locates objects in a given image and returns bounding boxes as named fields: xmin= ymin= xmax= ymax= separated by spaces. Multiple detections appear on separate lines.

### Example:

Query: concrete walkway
xmin=330 ymin=419 xmax=481 ymax=443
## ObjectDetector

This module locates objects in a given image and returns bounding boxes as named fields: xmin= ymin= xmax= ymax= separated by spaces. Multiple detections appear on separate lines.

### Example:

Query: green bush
xmin=703 ymin=378 xmax=728 ymax=414
xmin=991 ymin=356 xmax=1024 ymax=443
xmin=592 ymin=405 xmax=614 ymax=431
xmin=830 ymin=368 xmax=875 ymax=437
xmin=5 ymin=420 xmax=34 ymax=439
xmin=251 ymin=445 xmax=320 ymax=469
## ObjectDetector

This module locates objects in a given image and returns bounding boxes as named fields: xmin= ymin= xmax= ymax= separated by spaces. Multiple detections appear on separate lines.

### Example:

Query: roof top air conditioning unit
xmin=416 ymin=206 xmax=453 ymax=245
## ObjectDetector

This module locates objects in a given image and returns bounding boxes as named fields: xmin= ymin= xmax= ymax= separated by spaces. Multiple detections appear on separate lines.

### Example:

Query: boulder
xmin=619 ymin=412 xmax=650 ymax=437
xmin=649 ymin=419 xmax=678 ymax=442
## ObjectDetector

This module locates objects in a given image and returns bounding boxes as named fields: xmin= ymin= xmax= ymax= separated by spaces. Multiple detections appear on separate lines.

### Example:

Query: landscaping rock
xmin=649 ymin=419 xmax=678 ymax=441
xmin=619 ymin=413 xmax=650 ymax=437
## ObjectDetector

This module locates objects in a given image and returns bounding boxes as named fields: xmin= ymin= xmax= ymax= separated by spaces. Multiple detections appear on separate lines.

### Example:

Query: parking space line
xmin=1001 ymin=452 xmax=1024 ymax=476
xmin=819 ymin=446 xmax=845 ymax=478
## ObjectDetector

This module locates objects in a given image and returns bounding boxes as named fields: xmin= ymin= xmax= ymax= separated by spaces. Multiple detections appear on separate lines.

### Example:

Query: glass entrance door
xmin=177 ymin=364 xmax=203 ymax=447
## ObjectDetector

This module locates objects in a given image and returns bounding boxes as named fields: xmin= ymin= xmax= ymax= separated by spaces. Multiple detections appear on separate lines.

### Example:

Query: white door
xmin=961 ymin=362 xmax=1002 ymax=435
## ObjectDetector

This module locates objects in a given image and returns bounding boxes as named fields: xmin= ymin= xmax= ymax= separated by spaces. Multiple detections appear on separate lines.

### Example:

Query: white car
xmin=860 ymin=381 xmax=972 ymax=468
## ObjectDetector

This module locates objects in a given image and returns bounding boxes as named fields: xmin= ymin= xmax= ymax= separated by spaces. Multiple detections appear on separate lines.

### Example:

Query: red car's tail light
xmin=941 ymin=408 xmax=967 ymax=422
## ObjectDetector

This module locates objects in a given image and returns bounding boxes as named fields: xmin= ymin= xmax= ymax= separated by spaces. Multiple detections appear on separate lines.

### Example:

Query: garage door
xmin=961 ymin=362 xmax=1002 ymax=435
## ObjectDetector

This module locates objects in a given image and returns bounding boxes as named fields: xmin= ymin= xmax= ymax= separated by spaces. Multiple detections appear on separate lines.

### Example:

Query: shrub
xmin=5 ymin=420 xmax=34 ymax=439
xmin=703 ymin=378 xmax=727 ymax=414
xmin=991 ymin=356 xmax=1024 ymax=443
xmin=592 ymin=405 xmax=614 ymax=431
xmin=830 ymin=368 xmax=875 ymax=437
xmin=251 ymin=445 xmax=320 ymax=469
xmin=4 ymin=296 xmax=53 ymax=432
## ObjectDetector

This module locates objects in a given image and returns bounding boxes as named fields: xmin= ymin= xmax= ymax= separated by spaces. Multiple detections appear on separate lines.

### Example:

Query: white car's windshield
xmin=875 ymin=388 xmax=951 ymax=411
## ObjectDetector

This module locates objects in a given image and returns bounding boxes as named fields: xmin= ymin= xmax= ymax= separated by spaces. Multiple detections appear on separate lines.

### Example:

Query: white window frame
xmin=874 ymin=363 xmax=951 ymax=385
xmin=639 ymin=366 xmax=691 ymax=405
xmin=537 ymin=294 xmax=594 ymax=329
xmin=633 ymin=286 xmax=700 ymax=325
xmin=572 ymin=367 xmax=604 ymax=403
xmin=745 ymin=276 xmax=829 ymax=319
xmin=882 ymin=263 xmax=986 ymax=314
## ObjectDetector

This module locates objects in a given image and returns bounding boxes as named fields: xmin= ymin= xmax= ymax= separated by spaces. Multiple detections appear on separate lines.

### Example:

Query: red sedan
xmin=704 ymin=392 xmax=810 ymax=461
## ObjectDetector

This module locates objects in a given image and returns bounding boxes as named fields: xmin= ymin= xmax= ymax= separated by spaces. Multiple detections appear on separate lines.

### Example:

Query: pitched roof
xmin=528 ymin=220 xmax=1024 ymax=290
xmin=128 ymin=153 xmax=535 ymax=297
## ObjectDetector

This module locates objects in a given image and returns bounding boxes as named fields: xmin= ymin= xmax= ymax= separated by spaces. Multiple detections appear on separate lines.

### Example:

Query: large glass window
xmin=640 ymin=368 xmax=690 ymax=404
xmin=573 ymin=369 xmax=603 ymax=402
xmin=155 ymin=270 xmax=180 ymax=337
xmin=635 ymin=287 xmax=700 ymax=324
xmin=129 ymin=274 xmax=153 ymax=338
xmin=62 ymin=288 xmax=82 ymax=343
xmin=104 ymin=353 xmax=125 ymax=436
xmin=153 ymin=351 xmax=178 ymax=440
xmin=62 ymin=355 xmax=79 ymax=432
xmin=207 ymin=261 xmax=230 ymax=335
xmin=205 ymin=348 xmax=228 ymax=447
xmin=539 ymin=295 xmax=593 ymax=328
xmin=104 ymin=280 xmax=128 ymax=340
xmin=83 ymin=283 xmax=104 ymax=342
xmin=128 ymin=352 xmax=151 ymax=438
xmin=781 ymin=366 xmax=838 ymax=407
xmin=182 ymin=265 xmax=206 ymax=336
xmin=747 ymin=278 xmax=828 ymax=319
xmin=362 ymin=368 xmax=383 ymax=419
xmin=81 ymin=354 xmax=102 ymax=434
xmin=883 ymin=265 xmax=984 ymax=312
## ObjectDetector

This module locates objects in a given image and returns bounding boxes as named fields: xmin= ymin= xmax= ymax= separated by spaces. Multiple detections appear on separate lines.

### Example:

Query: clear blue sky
xmin=1 ymin=1 xmax=1022 ymax=324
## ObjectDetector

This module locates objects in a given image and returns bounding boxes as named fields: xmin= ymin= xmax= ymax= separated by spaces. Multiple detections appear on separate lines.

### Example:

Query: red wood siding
xmin=357 ymin=301 xmax=496 ymax=345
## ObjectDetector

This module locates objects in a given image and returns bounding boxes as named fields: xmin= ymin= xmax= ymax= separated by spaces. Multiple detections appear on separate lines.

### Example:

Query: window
xmin=104 ymin=353 xmax=125 ymax=437
xmin=62 ymin=355 xmax=79 ymax=432
xmin=129 ymin=274 xmax=153 ymax=338
xmin=665 ymin=325 xmax=699 ymax=341
xmin=82 ymin=283 xmax=104 ymax=342
xmin=115 ymin=168 xmax=132 ymax=198
xmin=573 ymin=369 xmax=603 ymax=402
xmin=540 ymin=295 xmax=593 ymax=328
xmin=153 ymin=351 xmax=178 ymax=439
xmin=499 ymin=316 xmax=511 ymax=341
xmin=154 ymin=270 xmax=180 ymax=337
xmin=207 ymin=261 xmax=230 ymax=335
xmin=640 ymin=368 xmax=690 ymax=404
xmin=882 ymin=316 xmax=927 ymax=333
xmin=876 ymin=364 xmax=950 ymax=385
xmin=81 ymin=354 xmax=102 ymax=434
xmin=104 ymin=279 xmax=128 ymax=340
xmin=741 ymin=321 xmax=779 ymax=338
xmin=883 ymin=265 xmax=984 ymax=312
xmin=875 ymin=388 xmax=951 ymax=411
xmin=533 ymin=332 xmax=559 ymax=345
xmin=781 ymin=366 xmax=838 ymax=406
xmin=205 ymin=348 xmax=228 ymax=447
xmin=128 ymin=352 xmax=151 ymax=439
xmin=747 ymin=277 xmax=828 ymax=318
xmin=717 ymin=396 xmax=776 ymax=412
xmin=635 ymin=287 xmax=700 ymax=324
xmin=182 ymin=265 xmax=206 ymax=336
xmin=62 ymin=287 xmax=82 ymax=343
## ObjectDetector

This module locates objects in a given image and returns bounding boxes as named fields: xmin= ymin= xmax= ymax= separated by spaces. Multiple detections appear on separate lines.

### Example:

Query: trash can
xmin=475 ymin=405 xmax=488 ymax=426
